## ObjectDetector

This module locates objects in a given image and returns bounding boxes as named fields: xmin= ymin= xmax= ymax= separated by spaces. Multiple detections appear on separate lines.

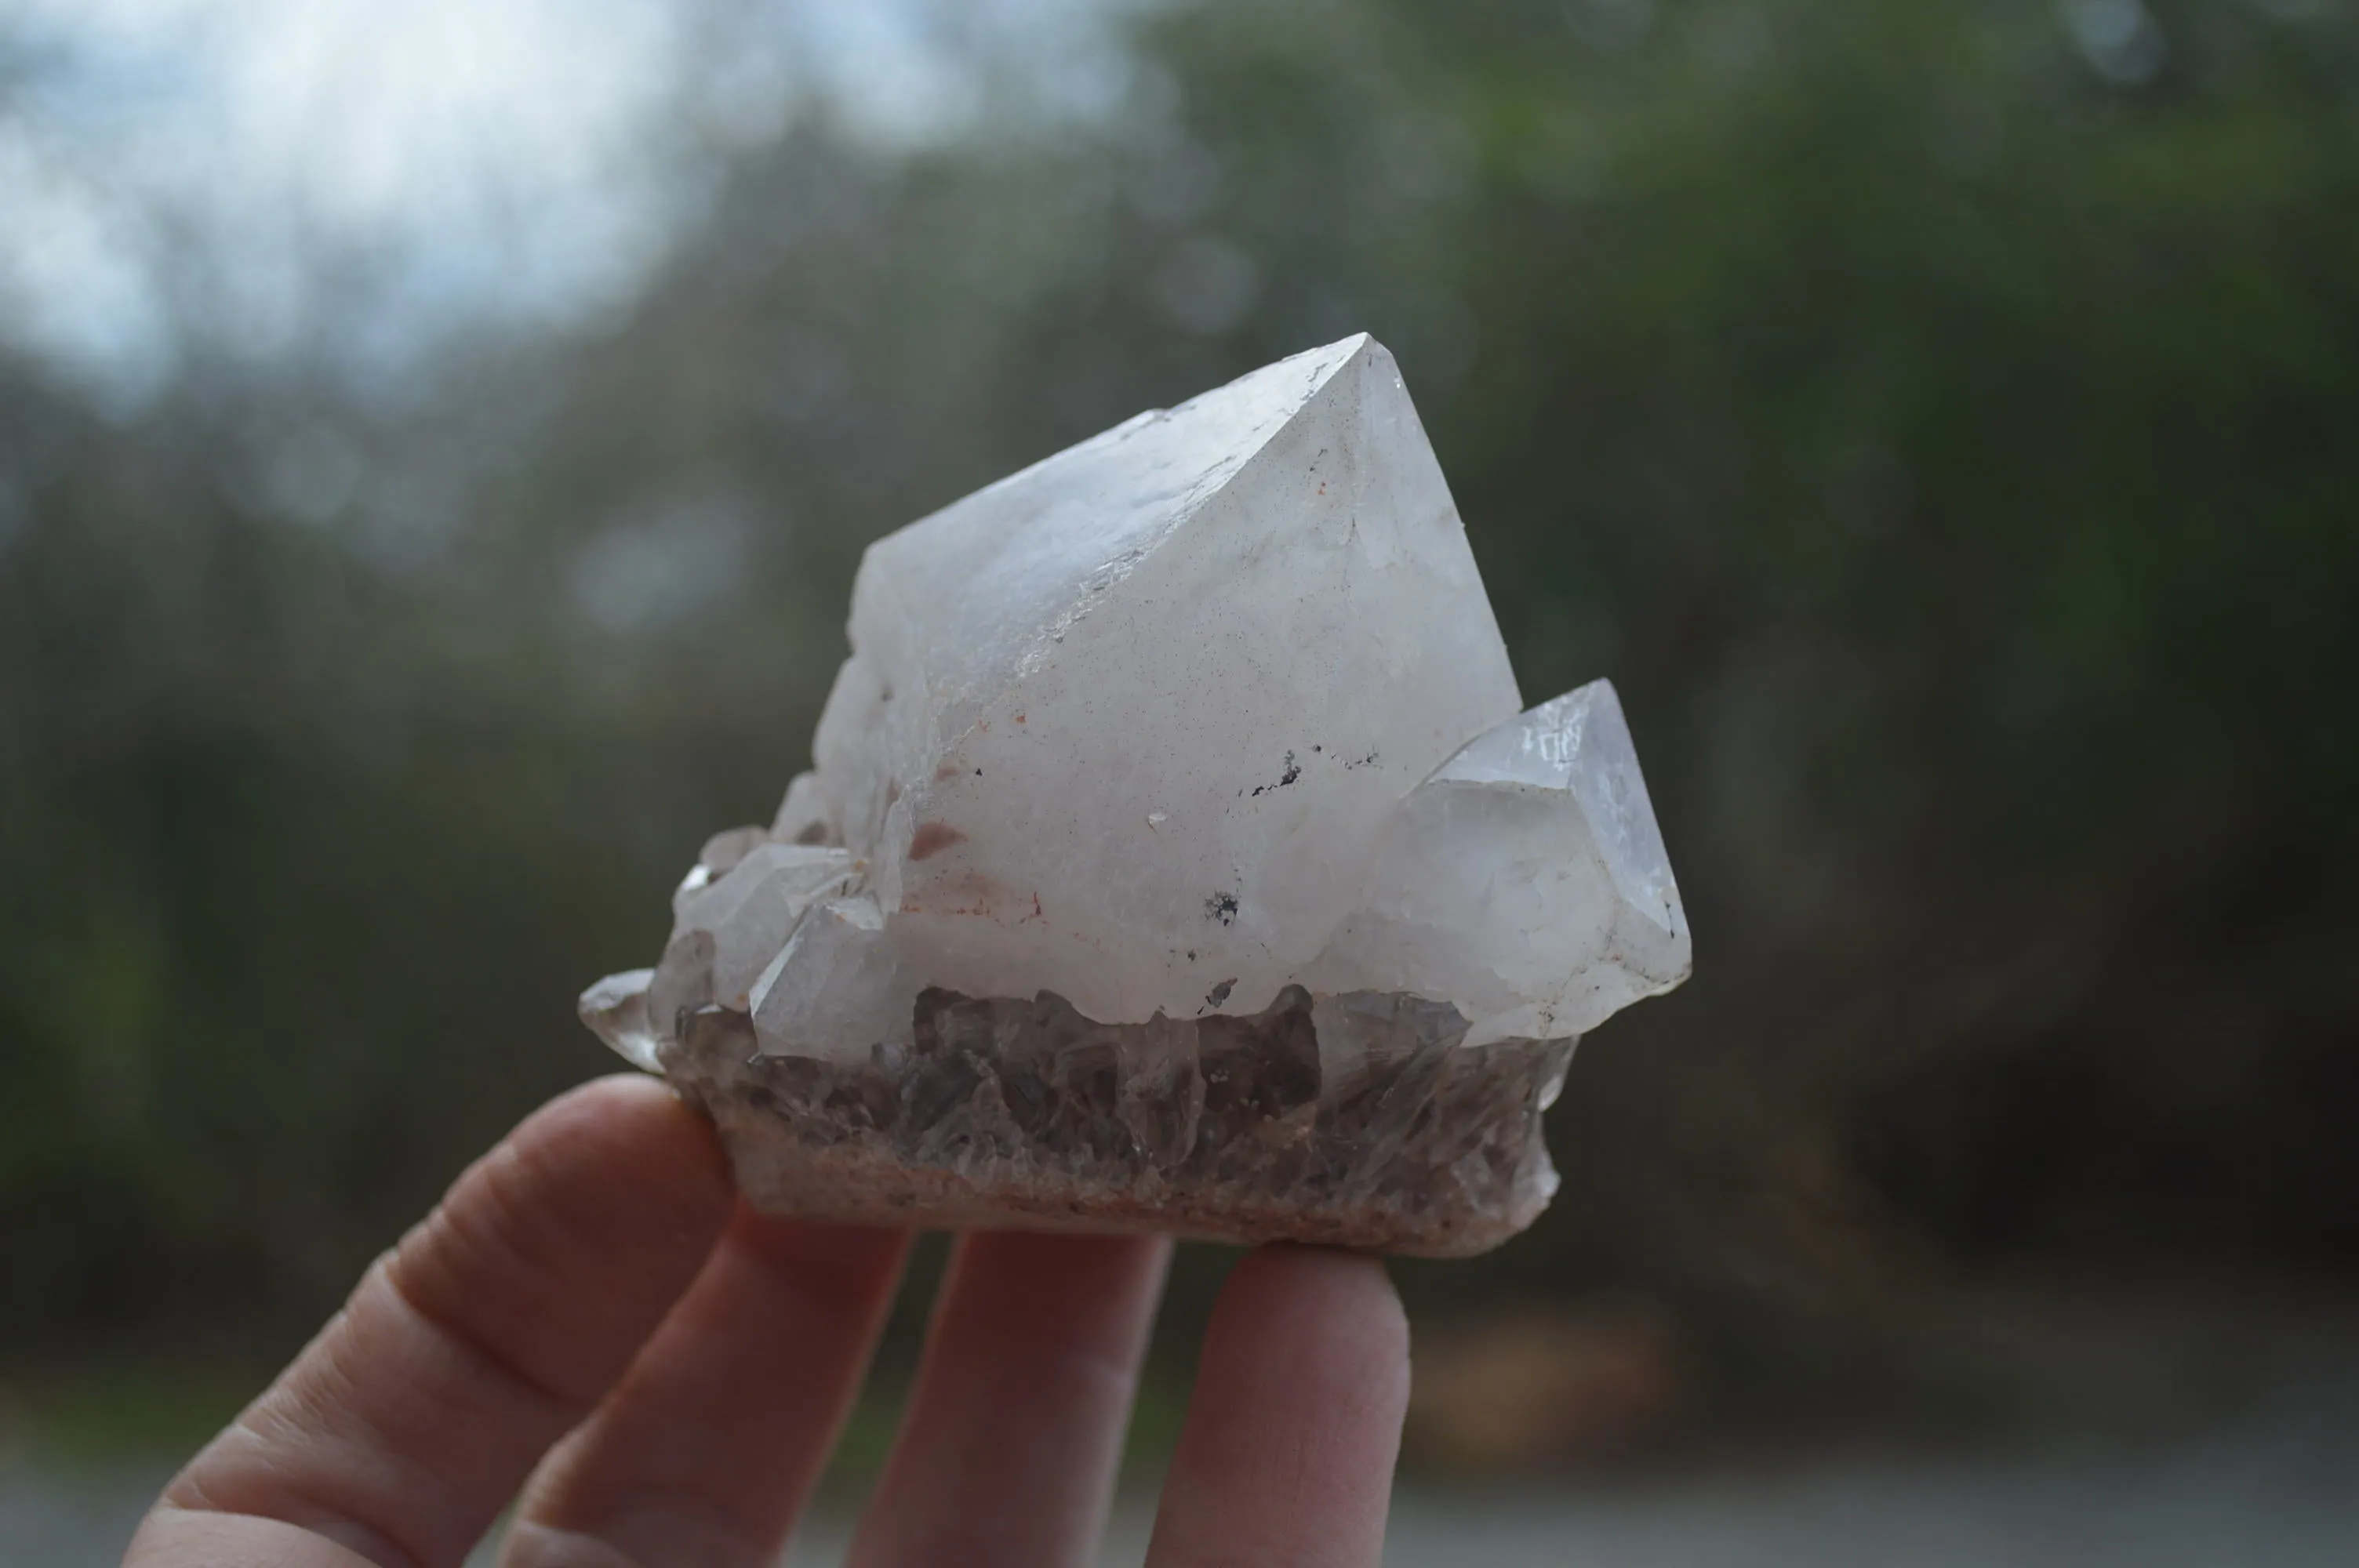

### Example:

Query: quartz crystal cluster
xmin=581 ymin=335 xmax=1690 ymax=1255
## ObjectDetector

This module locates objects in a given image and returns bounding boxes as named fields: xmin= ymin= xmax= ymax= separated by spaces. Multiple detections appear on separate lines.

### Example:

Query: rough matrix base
xmin=660 ymin=985 xmax=1572 ymax=1257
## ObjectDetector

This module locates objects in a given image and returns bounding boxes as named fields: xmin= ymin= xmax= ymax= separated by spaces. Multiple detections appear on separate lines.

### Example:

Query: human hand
xmin=123 ymin=1075 xmax=1410 ymax=1566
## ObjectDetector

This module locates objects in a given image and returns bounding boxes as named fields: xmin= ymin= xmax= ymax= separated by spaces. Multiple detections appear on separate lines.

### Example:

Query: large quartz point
xmin=581 ymin=336 xmax=1690 ymax=1255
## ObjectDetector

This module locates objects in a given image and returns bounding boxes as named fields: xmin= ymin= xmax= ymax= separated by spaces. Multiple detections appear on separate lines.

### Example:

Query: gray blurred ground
xmin=13 ymin=1390 xmax=2356 ymax=1568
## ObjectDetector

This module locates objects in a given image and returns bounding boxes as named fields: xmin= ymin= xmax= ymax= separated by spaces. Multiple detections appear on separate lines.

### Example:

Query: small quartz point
xmin=580 ymin=336 xmax=1691 ymax=1255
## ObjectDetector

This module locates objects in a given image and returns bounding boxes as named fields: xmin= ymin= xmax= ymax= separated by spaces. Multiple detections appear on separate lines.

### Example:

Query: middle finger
xmin=847 ymin=1229 xmax=1172 ymax=1568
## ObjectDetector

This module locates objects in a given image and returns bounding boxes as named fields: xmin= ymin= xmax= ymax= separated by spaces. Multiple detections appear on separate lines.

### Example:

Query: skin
xmin=122 ymin=1075 xmax=1412 ymax=1568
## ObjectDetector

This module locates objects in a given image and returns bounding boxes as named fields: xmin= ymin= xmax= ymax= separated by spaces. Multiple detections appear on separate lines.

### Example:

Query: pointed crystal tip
xmin=578 ymin=968 xmax=660 ymax=1073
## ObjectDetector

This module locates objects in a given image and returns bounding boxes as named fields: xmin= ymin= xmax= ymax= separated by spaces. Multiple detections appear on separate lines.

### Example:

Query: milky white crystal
xmin=582 ymin=334 xmax=1690 ymax=1252
xmin=701 ymin=333 xmax=1688 ymax=1061
xmin=1303 ymin=680 xmax=1688 ymax=1048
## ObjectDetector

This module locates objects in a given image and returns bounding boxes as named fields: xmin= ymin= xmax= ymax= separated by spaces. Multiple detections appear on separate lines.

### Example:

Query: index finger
xmin=125 ymin=1074 xmax=736 ymax=1568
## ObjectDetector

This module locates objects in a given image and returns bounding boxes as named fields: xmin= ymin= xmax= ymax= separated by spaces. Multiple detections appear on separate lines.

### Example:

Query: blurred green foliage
xmin=2 ymin=0 xmax=2356 ymax=1363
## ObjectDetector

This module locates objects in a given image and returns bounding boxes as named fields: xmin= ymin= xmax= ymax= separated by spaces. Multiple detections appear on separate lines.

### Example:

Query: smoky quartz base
xmin=661 ymin=985 xmax=1572 ymax=1257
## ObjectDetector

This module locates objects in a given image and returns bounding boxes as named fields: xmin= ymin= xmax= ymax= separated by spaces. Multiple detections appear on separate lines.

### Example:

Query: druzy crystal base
xmin=587 ymin=978 xmax=1572 ymax=1255
xmin=580 ymin=335 xmax=1691 ymax=1256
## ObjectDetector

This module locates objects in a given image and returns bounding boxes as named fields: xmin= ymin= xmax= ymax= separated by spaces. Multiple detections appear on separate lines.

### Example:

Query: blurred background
xmin=3 ymin=0 xmax=2357 ymax=1561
